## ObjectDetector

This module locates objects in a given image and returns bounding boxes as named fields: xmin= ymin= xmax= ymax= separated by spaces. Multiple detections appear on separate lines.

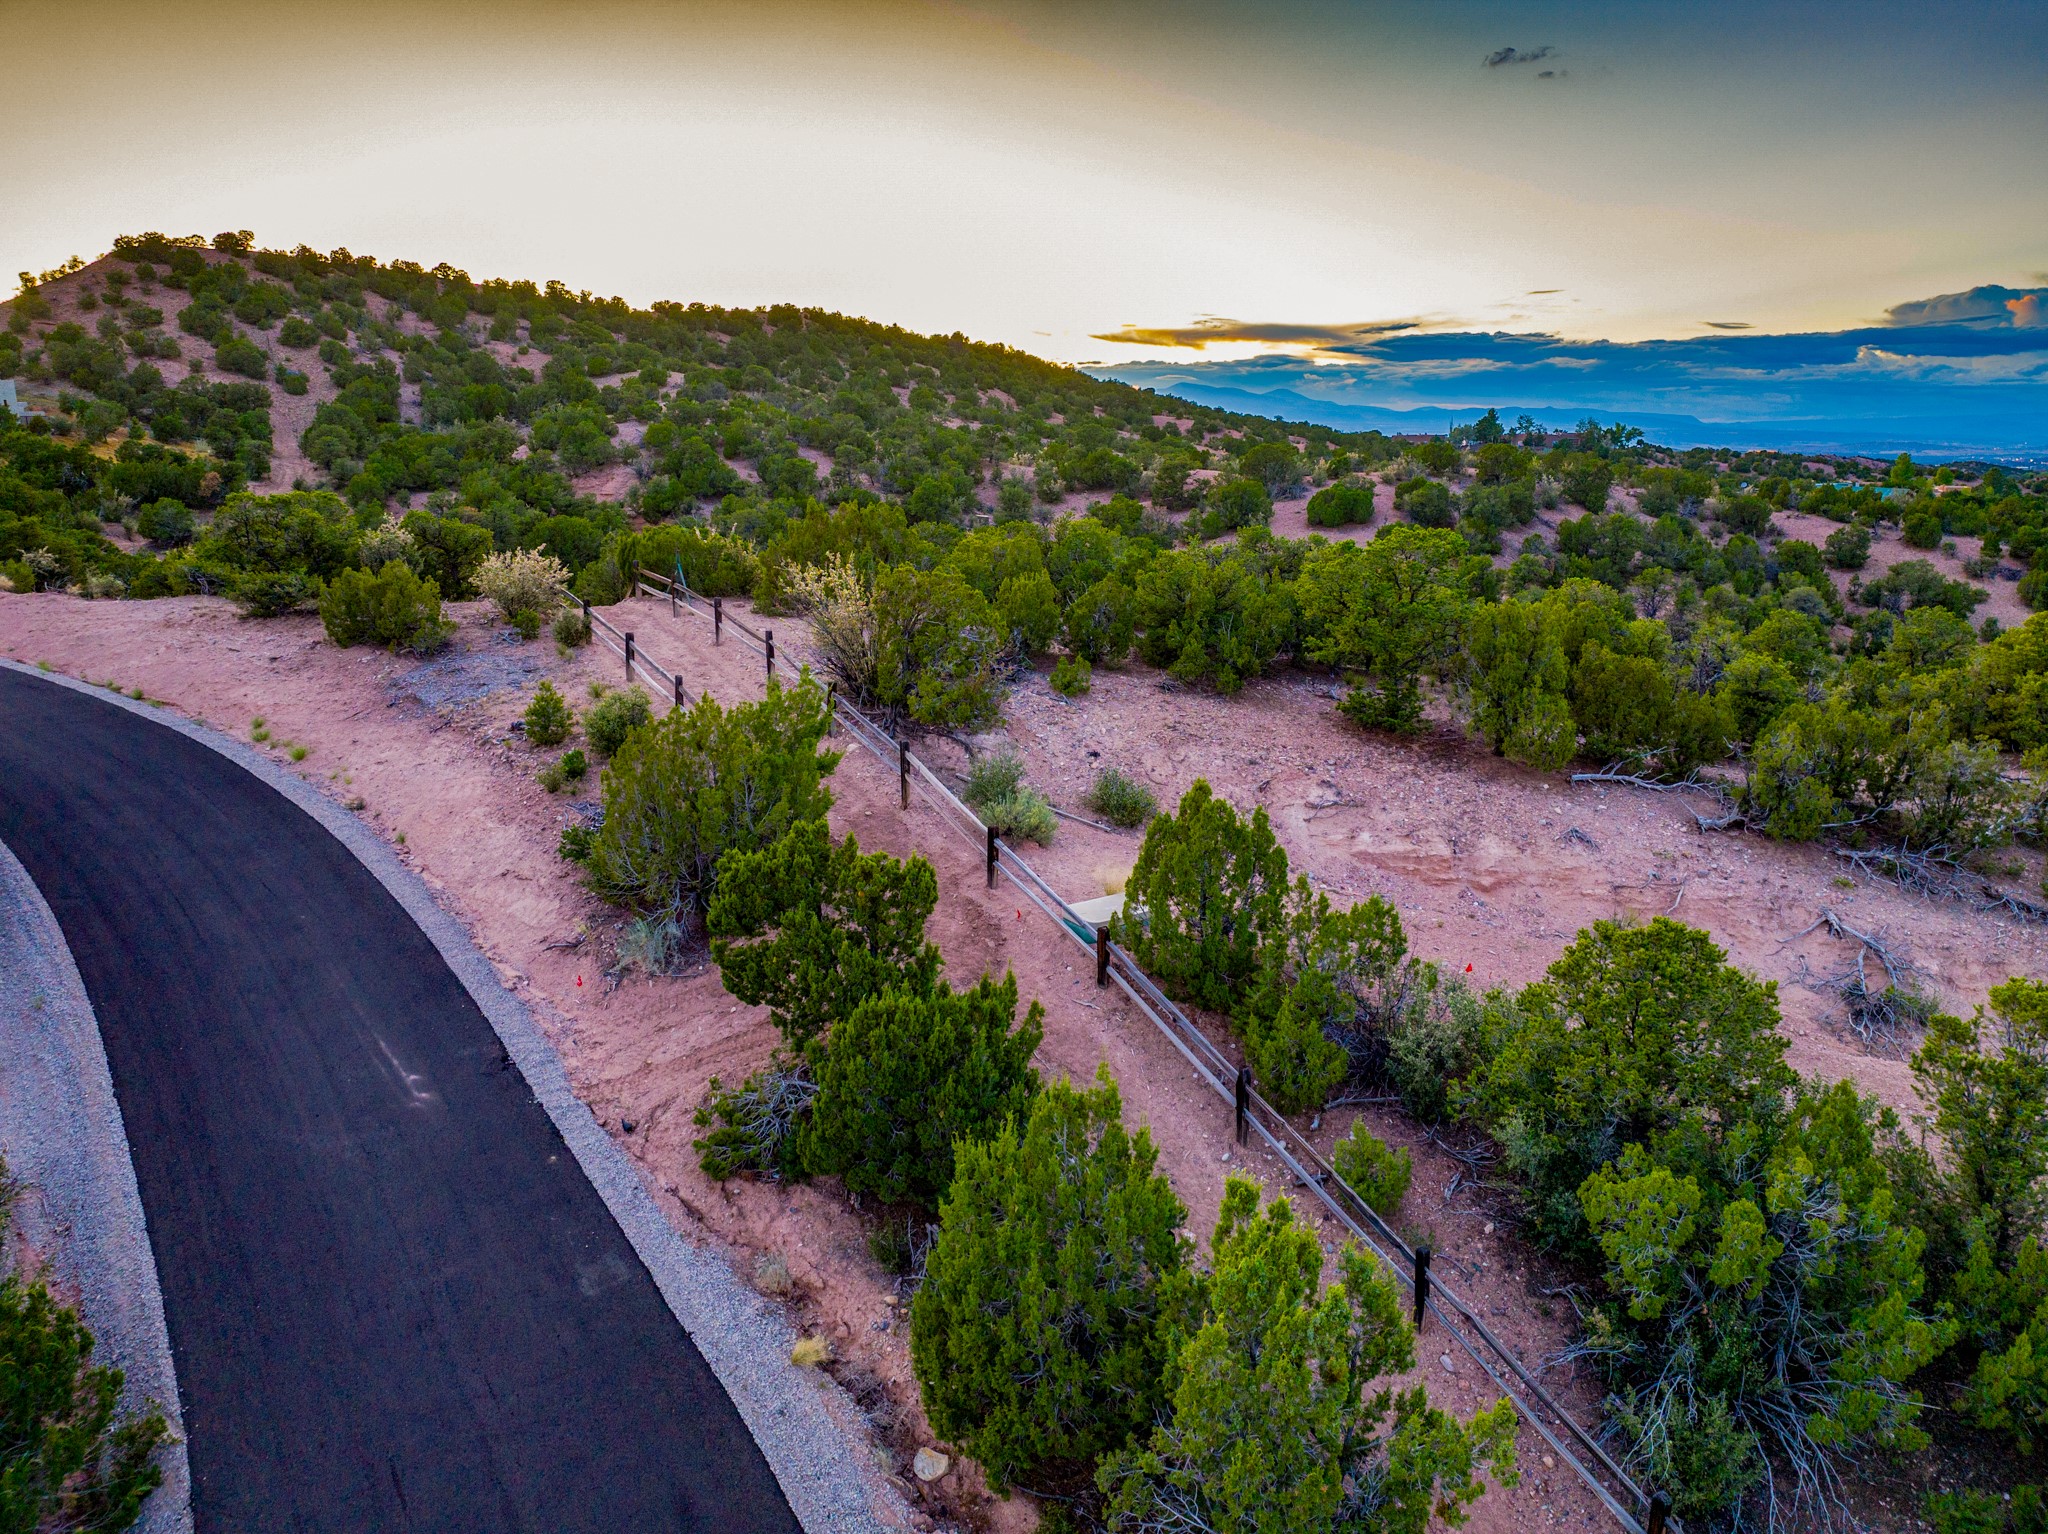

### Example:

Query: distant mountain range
xmin=1087 ymin=283 xmax=2048 ymax=462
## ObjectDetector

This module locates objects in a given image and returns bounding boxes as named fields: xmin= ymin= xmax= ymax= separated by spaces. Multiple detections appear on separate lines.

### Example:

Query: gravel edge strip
xmin=0 ymin=659 xmax=908 ymax=1534
xmin=0 ymin=837 xmax=194 ymax=1534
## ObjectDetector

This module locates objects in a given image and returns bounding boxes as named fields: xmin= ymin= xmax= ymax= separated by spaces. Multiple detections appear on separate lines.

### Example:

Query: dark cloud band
xmin=1483 ymin=45 xmax=1555 ymax=67
xmin=1089 ymin=283 xmax=2048 ymax=454
xmin=1090 ymin=317 xmax=1433 ymax=350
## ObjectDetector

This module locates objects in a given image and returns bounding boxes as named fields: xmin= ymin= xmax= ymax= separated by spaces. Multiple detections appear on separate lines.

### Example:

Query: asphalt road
xmin=0 ymin=668 xmax=800 ymax=1534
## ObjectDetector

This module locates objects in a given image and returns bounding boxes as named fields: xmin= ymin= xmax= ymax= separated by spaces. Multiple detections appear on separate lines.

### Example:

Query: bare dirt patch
xmin=1770 ymin=505 xmax=2029 ymax=632
xmin=572 ymin=461 xmax=641 ymax=501
xmin=1267 ymin=480 xmax=1397 ymax=545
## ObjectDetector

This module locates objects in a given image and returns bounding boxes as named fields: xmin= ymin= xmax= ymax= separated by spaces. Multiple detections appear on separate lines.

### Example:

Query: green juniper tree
xmin=1577 ymin=1082 xmax=1950 ymax=1528
xmin=317 ymin=560 xmax=450 ymax=653
xmin=1464 ymin=597 xmax=1574 ymax=768
xmin=1109 ymin=780 xmax=1292 ymax=1015
xmin=1899 ymin=980 xmax=2048 ymax=1455
xmin=1097 ymin=1178 xmax=1517 ymax=1534
xmin=1 ymin=1163 xmax=170 ymax=1532
xmin=795 ymin=972 xmax=1042 ymax=1208
xmin=1297 ymin=526 xmax=1472 ymax=734
xmin=1473 ymin=919 xmax=1948 ymax=1528
xmin=1246 ymin=894 xmax=1408 ymax=1115
xmin=912 ymin=1070 xmax=1195 ymax=1491
xmin=586 ymin=679 xmax=838 ymax=921
xmin=707 ymin=818 xmax=941 ymax=1051
xmin=1466 ymin=917 xmax=1795 ymax=1250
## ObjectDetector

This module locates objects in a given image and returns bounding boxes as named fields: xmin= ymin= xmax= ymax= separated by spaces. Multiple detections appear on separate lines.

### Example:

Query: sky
xmin=1092 ymin=286 xmax=2048 ymax=458
xmin=5 ymin=0 xmax=2045 ymax=448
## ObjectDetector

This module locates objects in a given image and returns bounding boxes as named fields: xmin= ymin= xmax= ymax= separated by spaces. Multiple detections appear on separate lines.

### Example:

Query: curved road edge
xmin=0 ymin=658 xmax=909 ymax=1534
xmin=0 ymin=836 xmax=194 ymax=1534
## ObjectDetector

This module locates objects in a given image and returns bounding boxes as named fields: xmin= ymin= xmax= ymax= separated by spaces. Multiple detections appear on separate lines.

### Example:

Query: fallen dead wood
xmin=1833 ymin=844 xmax=2048 ymax=925
xmin=1305 ymin=791 xmax=1372 ymax=821
xmin=1779 ymin=906 xmax=1933 ymax=1055
xmin=1570 ymin=763 xmax=1747 ymax=833
xmin=1569 ymin=769 xmax=1702 ymax=793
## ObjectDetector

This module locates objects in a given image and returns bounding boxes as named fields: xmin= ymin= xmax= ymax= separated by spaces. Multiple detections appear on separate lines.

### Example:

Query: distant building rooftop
xmin=0 ymin=380 xmax=39 ymax=419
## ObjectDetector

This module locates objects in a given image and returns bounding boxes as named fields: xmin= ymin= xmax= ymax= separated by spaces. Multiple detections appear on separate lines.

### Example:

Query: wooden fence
xmin=625 ymin=566 xmax=1675 ymax=1534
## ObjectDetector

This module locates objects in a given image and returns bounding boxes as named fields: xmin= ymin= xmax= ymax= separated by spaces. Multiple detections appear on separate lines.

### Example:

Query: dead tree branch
xmin=1570 ymin=763 xmax=1747 ymax=833
xmin=1569 ymin=769 xmax=1699 ymax=793
xmin=1779 ymin=906 xmax=1931 ymax=1056
xmin=1305 ymin=791 xmax=1371 ymax=821
xmin=1833 ymin=844 xmax=2048 ymax=925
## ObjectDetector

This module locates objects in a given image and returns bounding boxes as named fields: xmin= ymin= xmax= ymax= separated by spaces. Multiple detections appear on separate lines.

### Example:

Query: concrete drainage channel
xmin=0 ymin=660 xmax=910 ymax=1534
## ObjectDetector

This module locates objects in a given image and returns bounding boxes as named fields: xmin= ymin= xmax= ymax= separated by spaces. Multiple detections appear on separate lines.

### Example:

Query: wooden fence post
xmin=898 ymin=740 xmax=910 ymax=810
xmin=1646 ymin=1493 xmax=1672 ymax=1534
xmin=624 ymin=631 xmax=635 ymax=683
xmin=672 ymin=674 xmax=684 ymax=709
xmin=985 ymin=824 xmax=998 ymax=889
xmin=765 ymin=628 xmax=775 ymax=680
xmin=1095 ymin=925 xmax=1109 ymax=986
xmin=713 ymin=597 xmax=722 ymax=645
xmin=1234 ymin=1066 xmax=1251 ymax=1146
xmin=1412 ymin=1245 xmax=1432 ymax=1331
xmin=825 ymin=682 xmax=836 ymax=734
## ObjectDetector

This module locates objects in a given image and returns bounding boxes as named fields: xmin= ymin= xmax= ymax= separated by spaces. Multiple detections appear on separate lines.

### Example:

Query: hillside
xmin=11 ymin=232 xmax=2048 ymax=1531
xmin=11 ymin=230 xmax=2040 ymax=590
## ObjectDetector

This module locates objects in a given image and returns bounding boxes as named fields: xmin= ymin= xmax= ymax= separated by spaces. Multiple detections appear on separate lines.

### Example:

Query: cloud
xmin=1090 ymin=316 xmax=1431 ymax=351
xmin=1886 ymin=284 xmax=2048 ymax=328
xmin=1483 ymin=45 xmax=1554 ymax=67
xmin=1851 ymin=345 xmax=2048 ymax=383
xmin=1085 ymin=285 xmax=2048 ymax=453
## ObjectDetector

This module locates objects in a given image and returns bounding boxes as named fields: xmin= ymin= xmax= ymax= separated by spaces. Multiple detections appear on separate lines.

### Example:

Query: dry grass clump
xmin=790 ymin=1334 xmax=832 ymax=1368
xmin=752 ymin=1252 xmax=794 ymax=1297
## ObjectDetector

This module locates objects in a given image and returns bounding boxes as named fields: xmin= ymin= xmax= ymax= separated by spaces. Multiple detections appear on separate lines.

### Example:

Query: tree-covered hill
xmin=7 ymin=229 xmax=2048 ymax=876
xmin=12 ymin=232 xmax=2048 ymax=1529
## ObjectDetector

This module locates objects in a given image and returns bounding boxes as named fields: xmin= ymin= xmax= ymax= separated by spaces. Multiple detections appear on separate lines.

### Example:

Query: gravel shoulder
xmin=0 ymin=656 xmax=909 ymax=1534
xmin=0 ymin=837 xmax=192 ymax=1534
xmin=31 ymin=585 xmax=2034 ymax=1530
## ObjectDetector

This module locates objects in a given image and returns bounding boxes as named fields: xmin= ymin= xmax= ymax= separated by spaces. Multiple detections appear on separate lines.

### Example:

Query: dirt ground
xmin=7 ymin=583 xmax=2026 ymax=1529
xmin=1769 ymin=504 xmax=2030 ymax=633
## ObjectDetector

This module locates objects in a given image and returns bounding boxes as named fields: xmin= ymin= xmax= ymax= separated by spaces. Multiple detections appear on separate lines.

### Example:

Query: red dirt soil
xmin=7 ymin=575 xmax=2024 ymax=1528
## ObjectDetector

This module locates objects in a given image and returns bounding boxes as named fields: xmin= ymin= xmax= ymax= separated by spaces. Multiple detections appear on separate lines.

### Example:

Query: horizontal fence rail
xmin=585 ymin=591 xmax=693 ymax=708
xmin=625 ymin=570 xmax=1665 ymax=1534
